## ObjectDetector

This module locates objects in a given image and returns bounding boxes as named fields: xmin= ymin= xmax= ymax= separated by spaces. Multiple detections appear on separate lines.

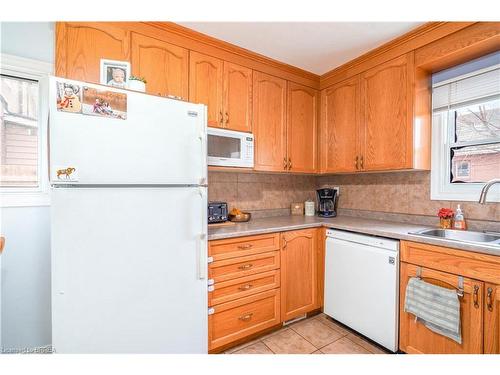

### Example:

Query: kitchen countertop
xmin=208 ymin=215 xmax=500 ymax=256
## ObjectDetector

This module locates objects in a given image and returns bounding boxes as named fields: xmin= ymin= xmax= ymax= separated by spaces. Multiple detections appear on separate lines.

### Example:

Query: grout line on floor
xmin=261 ymin=340 xmax=276 ymax=354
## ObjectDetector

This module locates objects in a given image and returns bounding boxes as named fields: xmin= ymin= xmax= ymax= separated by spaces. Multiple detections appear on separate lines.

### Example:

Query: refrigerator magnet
xmin=54 ymin=166 xmax=79 ymax=182
xmin=82 ymin=86 xmax=127 ymax=120
xmin=56 ymin=82 xmax=83 ymax=114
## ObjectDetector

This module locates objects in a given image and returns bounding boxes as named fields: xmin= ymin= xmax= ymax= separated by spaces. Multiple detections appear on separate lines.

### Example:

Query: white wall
xmin=1 ymin=22 xmax=54 ymax=350
xmin=0 ymin=22 xmax=54 ymax=63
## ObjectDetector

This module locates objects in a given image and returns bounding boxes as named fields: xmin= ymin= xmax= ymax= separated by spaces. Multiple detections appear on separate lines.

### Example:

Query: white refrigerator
xmin=49 ymin=77 xmax=208 ymax=353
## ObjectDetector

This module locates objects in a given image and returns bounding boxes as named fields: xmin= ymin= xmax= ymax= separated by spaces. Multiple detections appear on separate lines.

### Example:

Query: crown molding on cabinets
xmin=319 ymin=22 xmax=476 ymax=89
xmin=142 ymin=22 xmax=321 ymax=89
xmin=414 ymin=22 xmax=500 ymax=71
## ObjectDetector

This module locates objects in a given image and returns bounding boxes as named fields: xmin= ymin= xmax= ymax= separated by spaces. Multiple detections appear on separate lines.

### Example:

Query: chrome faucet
xmin=478 ymin=178 xmax=500 ymax=204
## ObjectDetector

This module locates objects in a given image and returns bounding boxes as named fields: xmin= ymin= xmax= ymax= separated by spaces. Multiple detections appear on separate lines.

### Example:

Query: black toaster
xmin=208 ymin=202 xmax=228 ymax=224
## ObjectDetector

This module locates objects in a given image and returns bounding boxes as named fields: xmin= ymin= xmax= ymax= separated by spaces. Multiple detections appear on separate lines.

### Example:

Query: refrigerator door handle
xmin=199 ymin=125 xmax=208 ymax=186
xmin=197 ymin=187 xmax=208 ymax=280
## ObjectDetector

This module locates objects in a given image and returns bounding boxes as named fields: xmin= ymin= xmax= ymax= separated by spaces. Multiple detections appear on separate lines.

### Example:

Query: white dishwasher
xmin=324 ymin=229 xmax=399 ymax=352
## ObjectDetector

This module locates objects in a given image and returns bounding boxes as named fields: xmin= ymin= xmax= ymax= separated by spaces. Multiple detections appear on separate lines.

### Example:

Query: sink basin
xmin=410 ymin=229 xmax=500 ymax=246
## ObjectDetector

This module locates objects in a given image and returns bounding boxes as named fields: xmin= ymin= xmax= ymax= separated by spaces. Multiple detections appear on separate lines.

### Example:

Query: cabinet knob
xmin=238 ymin=312 xmax=253 ymax=321
xmin=237 ymin=244 xmax=253 ymax=250
xmin=487 ymin=287 xmax=494 ymax=312
xmin=219 ymin=111 xmax=223 ymax=127
xmin=283 ymin=157 xmax=287 ymax=170
xmin=473 ymin=285 xmax=480 ymax=309
xmin=360 ymin=155 xmax=364 ymax=169
xmin=288 ymin=158 xmax=292 ymax=170
xmin=238 ymin=284 xmax=253 ymax=291
xmin=355 ymin=156 xmax=359 ymax=170
xmin=238 ymin=263 xmax=253 ymax=270
xmin=225 ymin=112 xmax=229 ymax=125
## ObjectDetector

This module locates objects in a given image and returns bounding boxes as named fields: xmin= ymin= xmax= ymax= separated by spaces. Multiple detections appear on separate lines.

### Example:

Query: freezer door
xmin=51 ymin=187 xmax=208 ymax=353
xmin=49 ymin=77 xmax=207 ymax=185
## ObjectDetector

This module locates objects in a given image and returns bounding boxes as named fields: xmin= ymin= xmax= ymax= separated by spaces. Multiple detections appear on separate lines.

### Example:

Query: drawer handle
xmin=473 ymin=285 xmax=480 ymax=309
xmin=238 ymin=284 xmax=253 ymax=291
xmin=238 ymin=313 xmax=253 ymax=321
xmin=238 ymin=244 xmax=253 ymax=250
xmin=487 ymin=287 xmax=494 ymax=312
xmin=238 ymin=263 xmax=253 ymax=270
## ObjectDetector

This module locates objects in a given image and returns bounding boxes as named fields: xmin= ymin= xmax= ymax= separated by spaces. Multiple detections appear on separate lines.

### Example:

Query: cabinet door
xmin=253 ymin=72 xmax=287 ymax=172
xmin=56 ymin=22 xmax=130 ymax=83
xmin=131 ymin=32 xmax=188 ymax=99
xmin=189 ymin=51 xmax=223 ymax=128
xmin=484 ymin=283 xmax=500 ymax=354
xmin=360 ymin=53 xmax=414 ymax=171
xmin=281 ymin=229 xmax=317 ymax=321
xmin=287 ymin=82 xmax=318 ymax=173
xmin=320 ymin=76 xmax=360 ymax=173
xmin=400 ymin=263 xmax=483 ymax=354
xmin=223 ymin=62 xmax=252 ymax=132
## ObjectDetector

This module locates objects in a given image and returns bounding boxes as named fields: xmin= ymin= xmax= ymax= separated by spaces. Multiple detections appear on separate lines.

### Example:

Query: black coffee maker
xmin=316 ymin=188 xmax=339 ymax=217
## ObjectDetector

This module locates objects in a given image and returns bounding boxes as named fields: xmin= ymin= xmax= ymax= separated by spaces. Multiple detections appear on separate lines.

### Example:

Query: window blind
xmin=432 ymin=66 xmax=500 ymax=112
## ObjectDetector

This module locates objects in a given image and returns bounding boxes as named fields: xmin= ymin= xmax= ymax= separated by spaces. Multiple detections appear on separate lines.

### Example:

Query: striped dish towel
xmin=404 ymin=277 xmax=462 ymax=344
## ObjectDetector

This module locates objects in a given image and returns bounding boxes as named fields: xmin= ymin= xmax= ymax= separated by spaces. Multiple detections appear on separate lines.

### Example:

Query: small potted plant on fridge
xmin=437 ymin=208 xmax=454 ymax=229
xmin=127 ymin=76 xmax=147 ymax=92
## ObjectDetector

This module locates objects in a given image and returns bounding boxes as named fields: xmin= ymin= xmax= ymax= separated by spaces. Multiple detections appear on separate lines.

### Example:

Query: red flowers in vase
xmin=437 ymin=208 xmax=454 ymax=219
xmin=437 ymin=208 xmax=454 ymax=229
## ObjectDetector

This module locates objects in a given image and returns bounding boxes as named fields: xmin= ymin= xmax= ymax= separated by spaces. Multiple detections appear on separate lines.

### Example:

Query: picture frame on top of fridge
xmin=100 ymin=59 xmax=130 ymax=89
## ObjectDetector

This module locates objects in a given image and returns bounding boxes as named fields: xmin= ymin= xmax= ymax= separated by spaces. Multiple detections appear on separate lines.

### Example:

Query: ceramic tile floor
xmin=225 ymin=313 xmax=390 ymax=354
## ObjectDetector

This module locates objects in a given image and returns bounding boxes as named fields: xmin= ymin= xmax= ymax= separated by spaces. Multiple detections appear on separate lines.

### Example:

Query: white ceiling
xmin=179 ymin=22 xmax=424 ymax=75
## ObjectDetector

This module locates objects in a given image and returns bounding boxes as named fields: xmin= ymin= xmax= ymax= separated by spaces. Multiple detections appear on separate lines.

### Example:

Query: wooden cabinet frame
xmin=400 ymin=241 xmax=500 ymax=354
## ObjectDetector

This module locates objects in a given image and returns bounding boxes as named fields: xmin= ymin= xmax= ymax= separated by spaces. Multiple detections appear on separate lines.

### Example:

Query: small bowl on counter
xmin=228 ymin=212 xmax=251 ymax=223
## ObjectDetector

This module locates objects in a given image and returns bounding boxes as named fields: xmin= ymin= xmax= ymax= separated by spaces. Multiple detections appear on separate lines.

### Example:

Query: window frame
xmin=430 ymin=64 xmax=500 ymax=203
xmin=0 ymin=54 xmax=53 ymax=207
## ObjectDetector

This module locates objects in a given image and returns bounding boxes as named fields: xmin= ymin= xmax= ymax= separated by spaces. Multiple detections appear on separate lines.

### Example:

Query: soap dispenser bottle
xmin=453 ymin=204 xmax=467 ymax=230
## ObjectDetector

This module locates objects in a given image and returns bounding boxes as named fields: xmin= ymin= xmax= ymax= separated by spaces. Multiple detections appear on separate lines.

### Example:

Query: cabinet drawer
xmin=209 ymin=270 xmax=280 ymax=306
xmin=209 ymin=251 xmax=280 ymax=283
xmin=209 ymin=289 xmax=280 ymax=350
xmin=401 ymin=241 xmax=500 ymax=284
xmin=209 ymin=233 xmax=280 ymax=261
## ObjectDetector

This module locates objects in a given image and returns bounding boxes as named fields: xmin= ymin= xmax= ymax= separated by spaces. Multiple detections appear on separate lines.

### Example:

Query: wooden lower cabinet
xmin=208 ymin=289 xmax=280 ymax=351
xmin=280 ymin=228 xmax=318 ymax=321
xmin=400 ymin=240 xmax=500 ymax=354
xmin=209 ymin=270 xmax=280 ymax=306
xmin=208 ymin=229 xmax=320 ymax=351
xmin=484 ymin=283 xmax=500 ymax=354
xmin=399 ymin=262 xmax=484 ymax=354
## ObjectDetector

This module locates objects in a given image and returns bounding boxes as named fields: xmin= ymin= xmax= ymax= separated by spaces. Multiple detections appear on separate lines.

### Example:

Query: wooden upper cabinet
xmin=189 ymin=51 xmax=224 ymax=128
xmin=223 ymin=62 xmax=253 ymax=132
xmin=360 ymin=53 xmax=414 ymax=171
xmin=130 ymin=32 xmax=189 ymax=99
xmin=484 ymin=283 xmax=500 ymax=354
xmin=281 ymin=229 xmax=317 ymax=322
xmin=399 ymin=263 xmax=484 ymax=354
xmin=287 ymin=82 xmax=318 ymax=173
xmin=56 ymin=22 xmax=130 ymax=83
xmin=253 ymin=72 xmax=287 ymax=172
xmin=320 ymin=76 xmax=360 ymax=173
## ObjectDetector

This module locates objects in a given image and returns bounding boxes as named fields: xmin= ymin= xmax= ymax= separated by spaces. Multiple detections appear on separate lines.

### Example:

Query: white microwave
xmin=207 ymin=128 xmax=254 ymax=168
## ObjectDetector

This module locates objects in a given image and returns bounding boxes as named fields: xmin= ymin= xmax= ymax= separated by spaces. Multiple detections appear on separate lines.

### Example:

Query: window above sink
xmin=431 ymin=52 xmax=500 ymax=202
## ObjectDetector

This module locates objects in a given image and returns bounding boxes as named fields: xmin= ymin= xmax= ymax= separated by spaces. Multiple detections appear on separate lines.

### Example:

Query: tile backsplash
xmin=209 ymin=170 xmax=499 ymax=224
xmin=317 ymin=170 xmax=499 ymax=222
xmin=208 ymin=172 xmax=316 ymax=216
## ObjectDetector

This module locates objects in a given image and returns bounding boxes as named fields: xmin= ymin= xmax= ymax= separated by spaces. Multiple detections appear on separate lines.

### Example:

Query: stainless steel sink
xmin=410 ymin=229 xmax=500 ymax=246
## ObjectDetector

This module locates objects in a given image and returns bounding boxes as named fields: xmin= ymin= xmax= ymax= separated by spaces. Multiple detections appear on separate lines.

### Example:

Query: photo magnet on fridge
xmin=56 ymin=82 xmax=83 ymax=113
xmin=82 ymin=86 xmax=127 ymax=120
